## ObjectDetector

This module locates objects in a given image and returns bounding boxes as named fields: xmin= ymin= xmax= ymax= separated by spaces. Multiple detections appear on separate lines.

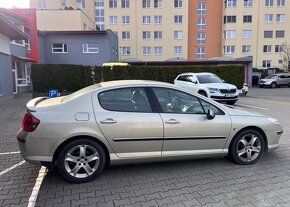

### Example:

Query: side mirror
xmin=207 ymin=109 xmax=215 ymax=120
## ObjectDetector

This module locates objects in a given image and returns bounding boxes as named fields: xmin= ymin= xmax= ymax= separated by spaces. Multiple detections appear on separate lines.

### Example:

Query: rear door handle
xmin=165 ymin=119 xmax=180 ymax=124
xmin=100 ymin=118 xmax=117 ymax=124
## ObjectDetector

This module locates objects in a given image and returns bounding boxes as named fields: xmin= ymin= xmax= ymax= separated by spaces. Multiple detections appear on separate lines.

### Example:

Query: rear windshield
xmin=62 ymin=84 xmax=101 ymax=102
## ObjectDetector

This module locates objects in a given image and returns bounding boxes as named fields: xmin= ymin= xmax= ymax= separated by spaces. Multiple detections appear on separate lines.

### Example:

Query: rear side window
xmin=98 ymin=87 xmax=152 ymax=112
xmin=177 ymin=75 xmax=189 ymax=81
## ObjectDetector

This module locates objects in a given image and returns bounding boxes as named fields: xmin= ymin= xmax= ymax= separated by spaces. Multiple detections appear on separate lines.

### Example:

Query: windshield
xmin=264 ymin=75 xmax=278 ymax=79
xmin=62 ymin=84 xmax=101 ymax=102
xmin=196 ymin=74 xmax=223 ymax=84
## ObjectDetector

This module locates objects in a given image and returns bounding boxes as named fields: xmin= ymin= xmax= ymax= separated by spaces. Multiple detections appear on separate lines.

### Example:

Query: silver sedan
xmin=17 ymin=80 xmax=283 ymax=183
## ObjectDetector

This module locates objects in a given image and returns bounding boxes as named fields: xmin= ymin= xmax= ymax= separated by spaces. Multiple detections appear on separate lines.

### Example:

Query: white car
xmin=174 ymin=72 xmax=239 ymax=105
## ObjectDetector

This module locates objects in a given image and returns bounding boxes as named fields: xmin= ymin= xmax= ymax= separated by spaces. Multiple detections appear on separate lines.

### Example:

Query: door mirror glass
xmin=207 ymin=109 xmax=215 ymax=120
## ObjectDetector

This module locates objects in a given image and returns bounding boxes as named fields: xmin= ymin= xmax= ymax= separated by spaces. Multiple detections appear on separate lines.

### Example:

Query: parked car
xmin=259 ymin=73 xmax=290 ymax=88
xmin=17 ymin=80 xmax=283 ymax=183
xmin=174 ymin=72 xmax=239 ymax=105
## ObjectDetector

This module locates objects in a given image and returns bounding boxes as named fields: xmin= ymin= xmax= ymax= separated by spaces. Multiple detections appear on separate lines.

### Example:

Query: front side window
xmin=98 ymin=88 xmax=152 ymax=113
xmin=109 ymin=0 xmax=117 ymax=8
xmin=174 ymin=0 xmax=183 ymax=8
xmin=83 ymin=43 xmax=99 ymax=53
xmin=197 ymin=32 xmax=206 ymax=45
xmin=76 ymin=0 xmax=85 ymax=9
xmin=52 ymin=43 xmax=68 ymax=53
xmin=197 ymin=17 xmax=206 ymax=30
xmin=197 ymin=2 xmax=206 ymax=15
xmin=174 ymin=15 xmax=183 ymax=23
xmin=121 ymin=0 xmax=130 ymax=8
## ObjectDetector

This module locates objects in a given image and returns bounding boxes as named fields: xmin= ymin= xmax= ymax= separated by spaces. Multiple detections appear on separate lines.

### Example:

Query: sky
xmin=0 ymin=0 xmax=29 ymax=8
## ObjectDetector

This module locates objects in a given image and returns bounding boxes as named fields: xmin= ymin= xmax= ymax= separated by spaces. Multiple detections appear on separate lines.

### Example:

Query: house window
xmin=244 ymin=0 xmax=252 ymax=7
xmin=122 ymin=47 xmax=131 ymax=55
xmin=154 ymin=0 xmax=162 ymax=8
xmin=265 ymin=0 xmax=273 ymax=7
xmin=142 ymin=0 xmax=150 ymax=8
xmin=263 ymin=45 xmax=272 ymax=53
xmin=197 ymin=2 xmax=206 ymax=15
xmin=174 ymin=0 xmax=183 ymax=8
xmin=154 ymin=46 xmax=163 ymax=55
xmin=143 ymin=47 xmax=151 ymax=55
xmin=264 ymin=30 xmax=273 ymax=38
xmin=224 ymin=30 xmax=236 ymax=39
xmin=226 ymin=0 xmax=237 ymax=7
xmin=122 ymin=31 xmax=130 ymax=40
xmin=224 ymin=15 xmax=236 ymax=23
xmin=122 ymin=16 xmax=130 ymax=24
xmin=174 ymin=31 xmax=183 ymax=39
xmin=276 ymin=30 xmax=285 ymax=38
xmin=276 ymin=14 xmax=285 ymax=22
xmin=109 ymin=16 xmax=118 ymax=24
xmin=154 ymin=16 xmax=162 ymax=24
xmin=52 ymin=43 xmax=68 ymax=53
xmin=76 ymin=0 xmax=85 ymax=9
xmin=196 ymin=47 xmax=205 ymax=59
xmin=121 ymin=0 xmax=130 ymax=8
xmin=154 ymin=31 xmax=163 ymax=39
xmin=224 ymin=46 xmax=235 ymax=54
xmin=83 ymin=43 xmax=99 ymax=53
xmin=16 ymin=62 xmax=29 ymax=86
xmin=242 ymin=45 xmax=251 ymax=53
xmin=60 ymin=0 xmax=66 ymax=8
xmin=174 ymin=46 xmax=183 ymax=54
xmin=174 ymin=15 xmax=183 ymax=24
xmin=277 ymin=0 xmax=285 ymax=6
xmin=197 ymin=18 xmax=206 ymax=30
xmin=109 ymin=0 xmax=117 ymax=8
xmin=95 ymin=0 xmax=104 ymax=7
xmin=275 ymin=45 xmax=283 ymax=52
xmin=37 ymin=0 xmax=46 ymax=9
xmin=265 ymin=14 xmax=273 ymax=22
xmin=242 ymin=30 xmax=252 ymax=38
xmin=262 ymin=60 xmax=271 ymax=68
xmin=243 ymin=15 xmax=252 ymax=23
xmin=142 ymin=31 xmax=151 ymax=39
xmin=197 ymin=32 xmax=206 ymax=45
xmin=142 ymin=16 xmax=151 ymax=24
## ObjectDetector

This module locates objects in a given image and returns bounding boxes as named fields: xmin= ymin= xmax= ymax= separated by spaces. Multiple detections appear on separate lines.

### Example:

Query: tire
xmin=57 ymin=138 xmax=106 ymax=183
xmin=226 ymin=100 xmax=236 ymax=105
xmin=271 ymin=82 xmax=277 ymax=88
xmin=229 ymin=129 xmax=265 ymax=165
xmin=198 ymin=90 xmax=207 ymax=97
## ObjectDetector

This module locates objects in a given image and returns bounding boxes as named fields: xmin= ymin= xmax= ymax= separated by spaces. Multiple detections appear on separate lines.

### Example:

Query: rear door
xmin=92 ymin=87 xmax=163 ymax=158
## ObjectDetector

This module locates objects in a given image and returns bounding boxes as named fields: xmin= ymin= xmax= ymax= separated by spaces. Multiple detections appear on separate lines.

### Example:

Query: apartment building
xmin=223 ymin=0 xmax=290 ymax=69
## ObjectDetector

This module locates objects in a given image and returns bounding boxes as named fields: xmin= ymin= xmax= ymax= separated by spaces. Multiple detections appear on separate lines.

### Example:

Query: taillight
xmin=22 ymin=113 xmax=40 ymax=132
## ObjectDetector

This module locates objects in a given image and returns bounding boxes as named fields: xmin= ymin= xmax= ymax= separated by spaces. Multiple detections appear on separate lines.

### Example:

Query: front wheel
xmin=271 ymin=82 xmax=277 ymax=88
xmin=229 ymin=129 xmax=265 ymax=165
xmin=57 ymin=139 xmax=106 ymax=183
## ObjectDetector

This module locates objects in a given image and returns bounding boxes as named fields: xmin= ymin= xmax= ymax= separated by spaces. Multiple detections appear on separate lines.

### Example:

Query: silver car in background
xmin=259 ymin=73 xmax=290 ymax=88
xmin=17 ymin=80 xmax=283 ymax=183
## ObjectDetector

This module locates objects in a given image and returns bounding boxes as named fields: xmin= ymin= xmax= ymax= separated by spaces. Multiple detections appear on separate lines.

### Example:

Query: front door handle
xmin=100 ymin=118 xmax=117 ymax=124
xmin=165 ymin=119 xmax=180 ymax=124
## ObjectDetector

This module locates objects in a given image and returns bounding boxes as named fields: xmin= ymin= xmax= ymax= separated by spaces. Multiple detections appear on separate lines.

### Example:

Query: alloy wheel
xmin=237 ymin=134 xmax=261 ymax=162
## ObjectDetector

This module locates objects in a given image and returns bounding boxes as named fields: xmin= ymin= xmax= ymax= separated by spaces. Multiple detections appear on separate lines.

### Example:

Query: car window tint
xmin=152 ymin=87 xmax=205 ymax=114
xmin=98 ymin=87 xmax=152 ymax=112
xmin=199 ymin=99 xmax=225 ymax=115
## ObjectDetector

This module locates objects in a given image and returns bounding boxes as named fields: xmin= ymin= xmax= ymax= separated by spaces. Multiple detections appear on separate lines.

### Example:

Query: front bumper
xmin=211 ymin=95 xmax=239 ymax=102
xmin=258 ymin=82 xmax=272 ymax=86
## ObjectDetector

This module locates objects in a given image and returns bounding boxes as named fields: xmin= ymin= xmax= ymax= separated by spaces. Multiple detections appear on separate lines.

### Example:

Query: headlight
xmin=267 ymin=117 xmax=280 ymax=125
xmin=208 ymin=88 xmax=219 ymax=93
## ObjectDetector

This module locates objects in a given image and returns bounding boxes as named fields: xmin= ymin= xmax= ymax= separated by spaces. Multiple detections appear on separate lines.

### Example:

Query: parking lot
xmin=1 ymin=87 xmax=290 ymax=207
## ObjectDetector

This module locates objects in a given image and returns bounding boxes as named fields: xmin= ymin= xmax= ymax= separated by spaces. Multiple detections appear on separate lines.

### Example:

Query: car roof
xmin=178 ymin=72 xmax=214 ymax=76
xmin=99 ymin=80 xmax=173 ymax=88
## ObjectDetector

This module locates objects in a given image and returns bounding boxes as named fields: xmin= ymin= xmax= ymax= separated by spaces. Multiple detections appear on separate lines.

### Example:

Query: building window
xmin=174 ymin=15 xmax=183 ymax=23
xmin=154 ymin=46 xmax=163 ymax=55
xmin=174 ymin=31 xmax=183 ymax=39
xmin=242 ymin=30 xmax=252 ymax=38
xmin=265 ymin=14 xmax=273 ymax=22
xmin=109 ymin=0 xmax=117 ymax=8
xmin=224 ymin=15 xmax=236 ymax=23
xmin=242 ymin=45 xmax=251 ymax=53
xmin=265 ymin=0 xmax=273 ymax=7
xmin=197 ymin=2 xmax=206 ymax=15
xmin=95 ymin=1 xmax=105 ymax=30
xmin=277 ymin=0 xmax=285 ymax=6
xmin=276 ymin=30 xmax=285 ymax=38
xmin=275 ymin=45 xmax=283 ymax=52
xmin=37 ymin=0 xmax=46 ymax=9
xmin=276 ymin=14 xmax=285 ymax=22
xmin=226 ymin=0 xmax=237 ymax=7
xmin=197 ymin=32 xmax=206 ymax=45
xmin=52 ymin=43 xmax=68 ymax=53
xmin=109 ymin=16 xmax=118 ymax=24
xmin=122 ymin=31 xmax=130 ymax=40
xmin=174 ymin=0 xmax=183 ymax=8
xmin=60 ymin=0 xmax=66 ymax=8
xmin=122 ymin=47 xmax=131 ymax=55
xmin=244 ymin=0 xmax=252 ymax=7
xmin=76 ymin=0 xmax=85 ymax=9
xmin=154 ymin=31 xmax=163 ymax=39
xmin=16 ymin=62 xmax=30 ymax=86
xmin=154 ymin=0 xmax=162 ymax=8
xmin=154 ymin=16 xmax=162 ymax=24
xmin=95 ymin=0 xmax=104 ymax=7
xmin=143 ymin=31 xmax=151 ymax=39
xmin=263 ymin=45 xmax=272 ymax=53
xmin=143 ymin=47 xmax=151 ymax=55
xmin=197 ymin=18 xmax=206 ymax=30
xmin=121 ymin=0 xmax=130 ymax=8
xmin=122 ymin=16 xmax=130 ymax=24
xmin=196 ymin=47 xmax=205 ymax=59
xmin=264 ymin=30 xmax=273 ymax=38
xmin=278 ymin=60 xmax=283 ymax=64
xmin=174 ymin=46 xmax=183 ymax=54
xmin=142 ymin=0 xmax=150 ymax=8
xmin=224 ymin=46 xmax=235 ymax=54
xmin=224 ymin=30 xmax=236 ymax=39
xmin=243 ymin=15 xmax=252 ymax=23
xmin=83 ymin=43 xmax=99 ymax=53
xmin=262 ymin=60 xmax=271 ymax=68
xmin=142 ymin=16 xmax=151 ymax=24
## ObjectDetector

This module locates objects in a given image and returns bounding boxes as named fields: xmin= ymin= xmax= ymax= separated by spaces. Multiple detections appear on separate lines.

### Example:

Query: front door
xmin=11 ymin=69 xmax=17 ymax=94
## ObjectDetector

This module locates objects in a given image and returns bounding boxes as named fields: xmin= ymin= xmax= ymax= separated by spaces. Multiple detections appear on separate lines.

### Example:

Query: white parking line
xmin=0 ymin=160 xmax=25 ymax=176
xmin=0 ymin=151 xmax=20 ymax=155
xmin=236 ymin=104 xmax=270 ymax=111
xmin=27 ymin=166 xmax=48 ymax=207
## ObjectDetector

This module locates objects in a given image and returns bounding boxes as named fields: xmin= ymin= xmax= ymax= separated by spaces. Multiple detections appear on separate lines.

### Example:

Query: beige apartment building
xmin=223 ymin=0 xmax=290 ymax=69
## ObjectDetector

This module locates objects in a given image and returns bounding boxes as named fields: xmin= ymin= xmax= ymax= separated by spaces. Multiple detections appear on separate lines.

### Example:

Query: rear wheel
xmin=271 ymin=82 xmax=277 ymax=88
xmin=57 ymin=138 xmax=106 ymax=183
xmin=198 ymin=90 xmax=207 ymax=97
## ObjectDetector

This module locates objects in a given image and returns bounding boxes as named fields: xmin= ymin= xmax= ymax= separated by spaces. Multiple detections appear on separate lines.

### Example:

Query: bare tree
xmin=280 ymin=41 xmax=290 ymax=71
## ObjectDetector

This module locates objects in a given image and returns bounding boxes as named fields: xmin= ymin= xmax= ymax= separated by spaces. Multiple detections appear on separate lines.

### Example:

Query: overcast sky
xmin=0 ymin=0 xmax=29 ymax=8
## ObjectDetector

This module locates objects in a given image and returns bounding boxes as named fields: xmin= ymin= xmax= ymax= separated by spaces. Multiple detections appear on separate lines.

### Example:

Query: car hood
xmin=225 ymin=106 xmax=266 ymax=117
xmin=200 ymin=83 xmax=237 ymax=89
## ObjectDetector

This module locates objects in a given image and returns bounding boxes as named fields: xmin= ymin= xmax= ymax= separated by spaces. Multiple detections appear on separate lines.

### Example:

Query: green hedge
xmin=32 ymin=64 xmax=245 ymax=93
